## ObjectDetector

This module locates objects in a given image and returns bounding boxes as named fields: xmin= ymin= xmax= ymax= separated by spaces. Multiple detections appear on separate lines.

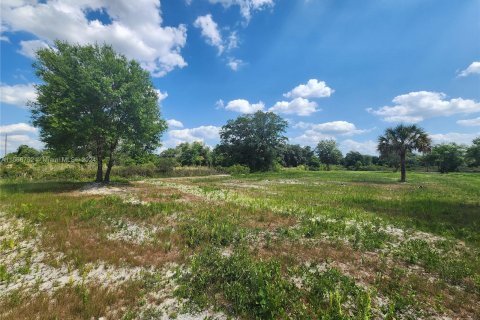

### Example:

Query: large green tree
xmin=315 ymin=139 xmax=343 ymax=170
xmin=431 ymin=143 xmax=465 ymax=173
xmin=31 ymin=41 xmax=167 ymax=182
xmin=378 ymin=124 xmax=431 ymax=182
xmin=218 ymin=111 xmax=288 ymax=171
xmin=466 ymin=137 xmax=480 ymax=167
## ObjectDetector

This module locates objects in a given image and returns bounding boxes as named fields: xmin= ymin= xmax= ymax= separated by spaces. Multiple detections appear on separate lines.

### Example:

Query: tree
xmin=315 ymin=139 xmax=343 ymax=170
xmin=431 ymin=143 xmax=465 ymax=173
xmin=218 ymin=111 xmax=288 ymax=171
xmin=466 ymin=137 xmax=480 ymax=167
xmin=377 ymin=124 xmax=431 ymax=182
xmin=280 ymin=144 xmax=314 ymax=167
xmin=31 ymin=41 xmax=167 ymax=182
xmin=344 ymin=151 xmax=364 ymax=170
xmin=176 ymin=142 xmax=212 ymax=166
xmin=15 ymin=145 xmax=42 ymax=158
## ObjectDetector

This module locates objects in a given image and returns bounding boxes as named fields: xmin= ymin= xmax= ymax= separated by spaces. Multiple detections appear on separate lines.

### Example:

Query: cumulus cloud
xmin=193 ymin=14 xmax=243 ymax=70
xmin=290 ymin=130 xmax=335 ymax=146
xmin=155 ymin=89 xmax=168 ymax=103
xmin=166 ymin=119 xmax=184 ymax=128
xmin=1 ymin=0 xmax=187 ymax=77
xmin=0 ymin=123 xmax=37 ymax=135
xmin=295 ymin=121 xmax=368 ymax=135
xmin=284 ymin=79 xmax=334 ymax=99
xmin=340 ymin=139 xmax=378 ymax=155
xmin=194 ymin=14 xmax=224 ymax=54
xmin=269 ymin=97 xmax=318 ymax=116
xmin=18 ymin=39 xmax=49 ymax=58
xmin=290 ymin=120 xmax=368 ymax=146
xmin=163 ymin=125 xmax=220 ymax=148
xmin=0 ymin=123 xmax=42 ymax=152
xmin=208 ymin=0 xmax=274 ymax=22
xmin=225 ymin=99 xmax=264 ymax=113
xmin=457 ymin=117 xmax=480 ymax=127
xmin=458 ymin=61 xmax=480 ymax=77
xmin=367 ymin=91 xmax=480 ymax=123
xmin=0 ymin=83 xmax=37 ymax=108
xmin=430 ymin=132 xmax=480 ymax=145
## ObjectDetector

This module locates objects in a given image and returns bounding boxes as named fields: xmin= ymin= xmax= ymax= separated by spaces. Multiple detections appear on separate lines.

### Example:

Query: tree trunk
xmin=400 ymin=152 xmax=406 ymax=182
xmin=96 ymin=156 xmax=103 ymax=182
xmin=104 ymin=157 xmax=114 ymax=183
xmin=103 ymin=140 xmax=118 ymax=184
xmin=326 ymin=163 xmax=330 ymax=171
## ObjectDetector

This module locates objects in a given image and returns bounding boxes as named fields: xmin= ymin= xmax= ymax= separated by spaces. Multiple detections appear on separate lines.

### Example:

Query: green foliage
xmin=430 ymin=143 xmax=465 ymax=173
xmin=217 ymin=111 xmax=288 ymax=171
xmin=225 ymin=164 xmax=250 ymax=175
xmin=31 ymin=41 xmax=167 ymax=182
xmin=316 ymin=140 xmax=343 ymax=170
xmin=466 ymin=137 xmax=480 ymax=167
xmin=378 ymin=124 xmax=431 ymax=181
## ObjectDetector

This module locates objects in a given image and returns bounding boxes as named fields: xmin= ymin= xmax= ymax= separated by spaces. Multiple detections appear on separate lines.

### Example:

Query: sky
xmin=1 ymin=0 xmax=480 ymax=155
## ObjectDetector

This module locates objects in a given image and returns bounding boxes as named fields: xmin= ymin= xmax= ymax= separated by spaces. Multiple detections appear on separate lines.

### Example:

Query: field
xmin=1 ymin=170 xmax=479 ymax=319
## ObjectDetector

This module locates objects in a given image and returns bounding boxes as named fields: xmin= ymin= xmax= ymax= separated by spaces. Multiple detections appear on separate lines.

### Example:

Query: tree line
xmin=16 ymin=41 xmax=480 ymax=182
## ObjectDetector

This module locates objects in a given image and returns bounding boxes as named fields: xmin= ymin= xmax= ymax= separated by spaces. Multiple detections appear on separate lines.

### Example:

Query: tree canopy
xmin=378 ymin=124 xmax=431 ymax=182
xmin=217 ymin=111 xmax=288 ymax=171
xmin=315 ymin=139 xmax=343 ymax=170
xmin=31 ymin=41 xmax=167 ymax=182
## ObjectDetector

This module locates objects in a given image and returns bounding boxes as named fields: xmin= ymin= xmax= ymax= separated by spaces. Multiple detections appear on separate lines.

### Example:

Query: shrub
xmin=225 ymin=164 xmax=250 ymax=175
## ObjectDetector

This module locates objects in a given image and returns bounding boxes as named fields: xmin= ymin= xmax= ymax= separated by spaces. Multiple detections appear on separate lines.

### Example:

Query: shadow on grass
xmin=349 ymin=197 xmax=480 ymax=244
xmin=0 ymin=180 xmax=131 ymax=194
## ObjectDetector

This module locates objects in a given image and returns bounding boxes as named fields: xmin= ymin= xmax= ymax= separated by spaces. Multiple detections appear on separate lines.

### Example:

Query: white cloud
xmin=193 ymin=14 xmax=224 ymax=54
xmin=430 ymin=132 xmax=480 ymax=145
xmin=284 ymin=79 xmax=334 ymax=99
xmin=367 ymin=91 xmax=480 ymax=123
xmin=155 ymin=89 xmax=168 ymax=103
xmin=340 ymin=139 xmax=378 ymax=155
xmin=0 ymin=122 xmax=42 ymax=153
xmin=227 ymin=57 xmax=243 ymax=71
xmin=215 ymin=99 xmax=225 ymax=109
xmin=290 ymin=130 xmax=335 ymax=146
xmin=269 ymin=97 xmax=318 ymax=116
xmin=0 ymin=122 xmax=37 ymax=135
xmin=18 ymin=39 xmax=49 ymax=58
xmin=3 ymin=134 xmax=43 ymax=152
xmin=209 ymin=0 xmax=274 ymax=22
xmin=164 ymin=125 xmax=220 ymax=148
xmin=458 ymin=61 xmax=480 ymax=77
xmin=307 ymin=121 xmax=367 ymax=135
xmin=225 ymin=99 xmax=264 ymax=113
xmin=0 ymin=83 xmax=37 ymax=108
xmin=1 ymin=0 xmax=187 ymax=77
xmin=166 ymin=119 xmax=184 ymax=128
xmin=457 ymin=117 xmax=480 ymax=127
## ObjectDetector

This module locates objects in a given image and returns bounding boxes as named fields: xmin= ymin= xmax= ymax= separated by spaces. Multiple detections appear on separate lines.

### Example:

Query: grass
xmin=1 ymin=170 xmax=479 ymax=318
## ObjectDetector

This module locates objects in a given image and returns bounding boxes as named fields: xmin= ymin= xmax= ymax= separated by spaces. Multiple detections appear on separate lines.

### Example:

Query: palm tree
xmin=378 ymin=124 xmax=431 ymax=182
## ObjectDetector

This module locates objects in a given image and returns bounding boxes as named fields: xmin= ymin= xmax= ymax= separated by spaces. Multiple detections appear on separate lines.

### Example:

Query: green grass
xmin=1 ymin=170 xmax=479 ymax=319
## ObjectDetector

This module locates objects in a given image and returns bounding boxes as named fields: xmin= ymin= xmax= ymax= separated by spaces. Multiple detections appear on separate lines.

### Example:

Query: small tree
xmin=378 ymin=124 xmax=431 ymax=182
xmin=31 ymin=41 xmax=167 ymax=182
xmin=466 ymin=137 xmax=480 ymax=167
xmin=218 ymin=111 xmax=288 ymax=171
xmin=344 ymin=151 xmax=364 ymax=170
xmin=431 ymin=143 xmax=465 ymax=173
xmin=315 ymin=139 xmax=343 ymax=170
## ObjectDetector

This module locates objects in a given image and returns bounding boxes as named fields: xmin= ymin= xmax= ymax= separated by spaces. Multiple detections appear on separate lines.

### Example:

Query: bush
xmin=225 ymin=164 xmax=250 ymax=175
xmin=154 ymin=157 xmax=176 ymax=174
xmin=0 ymin=162 xmax=34 ymax=179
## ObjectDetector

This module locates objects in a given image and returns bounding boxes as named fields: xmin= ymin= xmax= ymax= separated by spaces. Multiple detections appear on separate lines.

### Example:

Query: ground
xmin=0 ymin=170 xmax=479 ymax=319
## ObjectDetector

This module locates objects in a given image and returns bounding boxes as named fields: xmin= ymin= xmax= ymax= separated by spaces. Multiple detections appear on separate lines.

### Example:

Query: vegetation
xmin=316 ymin=139 xmax=343 ymax=171
xmin=378 ymin=124 xmax=432 ymax=182
xmin=31 ymin=41 xmax=167 ymax=183
xmin=1 ymin=170 xmax=479 ymax=319
xmin=216 ymin=111 xmax=288 ymax=171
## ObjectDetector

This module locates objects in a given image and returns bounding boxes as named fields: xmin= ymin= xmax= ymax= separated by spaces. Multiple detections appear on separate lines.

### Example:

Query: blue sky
xmin=1 ymin=0 xmax=479 ymax=155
